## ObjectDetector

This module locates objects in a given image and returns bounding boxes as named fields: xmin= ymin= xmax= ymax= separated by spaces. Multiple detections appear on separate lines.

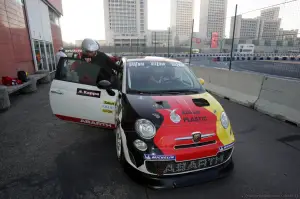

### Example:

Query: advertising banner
xmin=211 ymin=32 xmax=219 ymax=48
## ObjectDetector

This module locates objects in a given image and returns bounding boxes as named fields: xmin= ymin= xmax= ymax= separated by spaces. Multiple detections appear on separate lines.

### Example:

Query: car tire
xmin=116 ymin=127 xmax=125 ymax=166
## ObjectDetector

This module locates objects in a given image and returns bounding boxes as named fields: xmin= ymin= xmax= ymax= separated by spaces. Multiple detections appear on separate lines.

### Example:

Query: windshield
xmin=126 ymin=60 xmax=206 ymax=94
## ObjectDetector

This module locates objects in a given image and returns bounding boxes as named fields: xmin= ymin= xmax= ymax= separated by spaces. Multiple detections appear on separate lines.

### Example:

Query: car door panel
xmin=49 ymin=57 xmax=118 ymax=129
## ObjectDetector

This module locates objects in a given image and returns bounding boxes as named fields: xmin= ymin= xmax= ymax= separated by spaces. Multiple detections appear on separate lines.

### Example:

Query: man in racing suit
xmin=72 ymin=38 xmax=122 ymax=85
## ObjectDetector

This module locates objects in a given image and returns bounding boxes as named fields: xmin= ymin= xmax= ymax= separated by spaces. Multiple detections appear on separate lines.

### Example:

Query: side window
xmin=56 ymin=59 xmax=101 ymax=86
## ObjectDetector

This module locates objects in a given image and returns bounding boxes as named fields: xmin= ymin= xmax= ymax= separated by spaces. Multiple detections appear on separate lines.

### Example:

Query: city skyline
xmin=60 ymin=0 xmax=300 ymax=43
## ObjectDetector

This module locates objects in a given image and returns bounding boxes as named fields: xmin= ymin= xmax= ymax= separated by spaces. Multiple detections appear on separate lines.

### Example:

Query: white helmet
xmin=81 ymin=38 xmax=99 ymax=53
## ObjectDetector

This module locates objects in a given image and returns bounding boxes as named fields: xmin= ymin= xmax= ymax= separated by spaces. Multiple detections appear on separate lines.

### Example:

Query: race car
xmin=49 ymin=56 xmax=235 ymax=189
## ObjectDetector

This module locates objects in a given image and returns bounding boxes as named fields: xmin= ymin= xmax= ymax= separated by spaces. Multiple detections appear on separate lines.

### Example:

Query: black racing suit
xmin=82 ymin=51 xmax=122 ymax=88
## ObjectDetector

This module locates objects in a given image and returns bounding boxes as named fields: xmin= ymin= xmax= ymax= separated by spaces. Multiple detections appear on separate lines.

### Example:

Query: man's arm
xmin=103 ymin=53 xmax=122 ymax=73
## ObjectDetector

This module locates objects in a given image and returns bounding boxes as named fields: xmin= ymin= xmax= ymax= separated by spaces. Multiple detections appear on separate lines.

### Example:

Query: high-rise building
xmin=260 ymin=7 xmax=280 ymax=21
xmin=229 ymin=15 xmax=260 ymax=40
xmin=258 ymin=7 xmax=281 ymax=40
xmin=103 ymin=0 xmax=148 ymax=47
xmin=199 ymin=0 xmax=228 ymax=39
xmin=259 ymin=18 xmax=281 ymax=40
xmin=170 ymin=0 xmax=194 ymax=43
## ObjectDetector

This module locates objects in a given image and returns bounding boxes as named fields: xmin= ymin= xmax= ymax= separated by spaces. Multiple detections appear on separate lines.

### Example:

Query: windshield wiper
xmin=129 ymin=90 xmax=162 ymax=95
xmin=164 ymin=89 xmax=200 ymax=94
xmin=129 ymin=89 xmax=200 ymax=95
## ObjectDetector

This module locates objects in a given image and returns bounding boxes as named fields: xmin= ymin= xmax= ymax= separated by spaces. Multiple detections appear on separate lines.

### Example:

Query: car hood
xmin=125 ymin=92 xmax=224 ymax=127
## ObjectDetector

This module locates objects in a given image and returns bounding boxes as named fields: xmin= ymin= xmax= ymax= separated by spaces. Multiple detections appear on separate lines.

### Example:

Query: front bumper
xmin=124 ymin=157 xmax=234 ymax=190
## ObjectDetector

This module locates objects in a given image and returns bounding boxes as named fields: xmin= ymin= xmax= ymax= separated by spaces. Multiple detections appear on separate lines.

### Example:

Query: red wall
xmin=0 ymin=0 xmax=34 ymax=80
xmin=51 ymin=23 xmax=63 ymax=53
xmin=47 ymin=0 xmax=63 ymax=15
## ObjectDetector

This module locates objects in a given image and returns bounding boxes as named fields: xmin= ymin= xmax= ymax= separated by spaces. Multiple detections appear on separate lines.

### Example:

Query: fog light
xmin=133 ymin=139 xmax=147 ymax=151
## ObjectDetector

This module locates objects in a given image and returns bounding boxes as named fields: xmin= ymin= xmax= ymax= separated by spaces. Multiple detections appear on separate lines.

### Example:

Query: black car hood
xmin=123 ymin=94 xmax=165 ymax=125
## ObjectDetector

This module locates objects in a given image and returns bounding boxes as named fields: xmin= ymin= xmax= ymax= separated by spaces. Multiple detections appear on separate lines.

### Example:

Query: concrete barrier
xmin=192 ymin=66 xmax=264 ymax=107
xmin=254 ymin=76 xmax=300 ymax=126
xmin=192 ymin=66 xmax=300 ymax=126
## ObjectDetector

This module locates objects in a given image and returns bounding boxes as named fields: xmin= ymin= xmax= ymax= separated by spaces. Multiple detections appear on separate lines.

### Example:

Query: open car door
xmin=49 ymin=57 xmax=119 ymax=129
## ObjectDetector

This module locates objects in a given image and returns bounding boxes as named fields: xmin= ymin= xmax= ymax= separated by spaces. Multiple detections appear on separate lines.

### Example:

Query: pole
xmin=229 ymin=4 xmax=238 ymax=71
xmin=130 ymin=39 xmax=132 ymax=54
xmin=168 ymin=28 xmax=170 ymax=57
xmin=189 ymin=19 xmax=194 ymax=66
xmin=154 ymin=32 xmax=156 ymax=55
xmin=114 ymin=42 xmax=116 ymax=56
xmin=137 ymin=39 xmax=139 ymax=56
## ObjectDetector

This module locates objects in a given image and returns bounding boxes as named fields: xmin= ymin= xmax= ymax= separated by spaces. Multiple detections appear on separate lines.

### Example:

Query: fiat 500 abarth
xmin=49 ymin=56 xmax=235 ymax=189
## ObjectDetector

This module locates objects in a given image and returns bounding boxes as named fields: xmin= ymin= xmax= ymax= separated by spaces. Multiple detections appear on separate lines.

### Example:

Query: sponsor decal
xmin=144 ymin=154 xmax=176 ymax=161
xmin=167 ymin=109 xmax=181 ymax=123
xmin=128 ymin=61 xmax=185 ymax=68
xmin=152 ymin=113 xmax=160 ymax=119
xmin=77 ymin=88 xmax=101 ymax=98
xmin=55 ymin=115 xmax=115 ymax=129
xmin=183 ymin=116 xmax=207 ymax=122
xmin=170 ymin=62 xmax=185 ymax=67
xmin=182 ymin=110 xmax=200 ymax=115
xmin=102 ymin=104 xmax=115 ymax=111
xmin=103 ymin=100 xmax=115 ymax=105
xmin=102 ymin=109 xmax=113 ymax=114
xmin=150 ymin=62 xmax=166 ymax=66
xmin=128 ymin=62 xmax=145 ymax=67
xmin=219 ymin=142 xmax=234 ymax=152
xmin=80 ymin=119 xmax=114 ymax=128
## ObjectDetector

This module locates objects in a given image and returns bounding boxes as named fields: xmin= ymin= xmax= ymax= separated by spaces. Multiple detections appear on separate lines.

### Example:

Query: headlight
xmin=133 ymin=139 xmax=147 ymax=151
xmin=135 ymin=119 xmax=156 ymax=139
xmin=220 ymin=112 xmax=229 ymax=129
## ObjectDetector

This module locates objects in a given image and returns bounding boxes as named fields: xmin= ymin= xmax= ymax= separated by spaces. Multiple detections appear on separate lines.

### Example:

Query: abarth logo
xmin=192 ymin=132 xmax=202 ymax=143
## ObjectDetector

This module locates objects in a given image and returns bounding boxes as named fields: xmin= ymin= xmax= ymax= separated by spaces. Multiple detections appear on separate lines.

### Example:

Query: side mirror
xmin=198 ymin=78 xmax=205 ymax=85
xmin=97 ymin=80 xmax=116 ymax=96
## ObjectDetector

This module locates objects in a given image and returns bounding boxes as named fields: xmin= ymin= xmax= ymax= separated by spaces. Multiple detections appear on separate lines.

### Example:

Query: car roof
xmin=127 ymin=56 xmax=180 ymax=63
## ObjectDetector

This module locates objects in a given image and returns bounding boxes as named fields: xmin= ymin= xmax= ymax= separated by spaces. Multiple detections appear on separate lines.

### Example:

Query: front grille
xmin=174 ymin=140 xmax=216 ymax=149
xmin=145 ymin=148 xmax=233 ymax=175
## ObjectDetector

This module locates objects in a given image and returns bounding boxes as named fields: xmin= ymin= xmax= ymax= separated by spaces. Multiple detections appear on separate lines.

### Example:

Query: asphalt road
xmin=190 ymin=60 xmax=300 ymax=79
xmin=0 ymin=84 xmax=300 ymax=199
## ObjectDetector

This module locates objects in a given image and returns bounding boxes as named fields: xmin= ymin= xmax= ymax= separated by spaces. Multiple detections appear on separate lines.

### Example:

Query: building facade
xmin=170 ymin=0 xmax=193 ymax=43
xmin=259 ymin=19 xmax=281 ymax=40
xmin=230 ymin=15 xmax=260 ymax=40
xmin=260 ymin=7 xmax=280 ymax=21
xmin=103 ymin=0 xmax=148 ymax=47
xmin=278 ymin=29 xmax=299 ymax=40
xmin=258 ymin=7 xmax=281 ymax=40
xmin=199 ymin=0 xmax=228 ymax=39
xmin=0 ymin=0 xmax=63 ymax=79
xmin=147 ymin=29 xmax=173 ymax=47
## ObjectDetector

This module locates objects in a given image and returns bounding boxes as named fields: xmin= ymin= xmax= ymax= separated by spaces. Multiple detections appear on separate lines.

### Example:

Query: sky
xmin=60 ymin=0 xmax=300 ymax=43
